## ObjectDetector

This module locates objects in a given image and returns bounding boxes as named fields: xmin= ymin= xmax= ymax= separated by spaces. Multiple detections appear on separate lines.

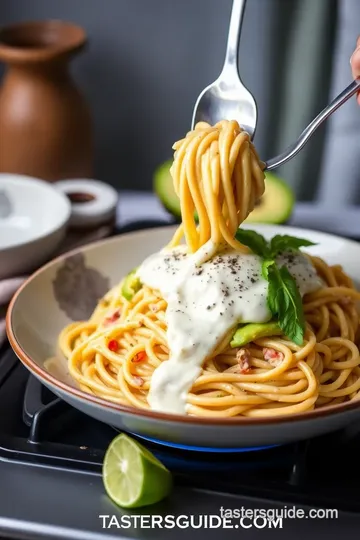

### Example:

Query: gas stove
xmin=1 ymin=219 xmax=360 ymax=539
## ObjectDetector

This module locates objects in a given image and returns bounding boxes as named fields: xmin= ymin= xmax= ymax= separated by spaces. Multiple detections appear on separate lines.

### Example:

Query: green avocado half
xmin=154 ymin=160 xmax=294 ymax=224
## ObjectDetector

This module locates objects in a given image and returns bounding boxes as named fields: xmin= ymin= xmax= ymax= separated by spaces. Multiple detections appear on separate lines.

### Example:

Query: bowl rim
xmin=0 ymin=173 xmax=71 ymax=251
xmin=6 ymin=224 xmax=360 ymax=427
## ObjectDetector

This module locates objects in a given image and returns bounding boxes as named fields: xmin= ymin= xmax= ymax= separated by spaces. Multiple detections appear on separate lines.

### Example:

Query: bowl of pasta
xmin=6 ymin=121 xmax=360 ymax=449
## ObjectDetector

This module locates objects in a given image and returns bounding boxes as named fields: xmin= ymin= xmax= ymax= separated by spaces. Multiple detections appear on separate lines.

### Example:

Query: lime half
xmin=102 ymin=433 xmax=173 ymax=508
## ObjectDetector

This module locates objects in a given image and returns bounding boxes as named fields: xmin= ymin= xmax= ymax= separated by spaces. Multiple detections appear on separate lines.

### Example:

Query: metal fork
xmin=191 ymin=0 xmax=257 ymax=137
xmin=265 ymin=79 xmax=360 ymax=170
xmin=191 ymin=0 xmax=360 ymax=171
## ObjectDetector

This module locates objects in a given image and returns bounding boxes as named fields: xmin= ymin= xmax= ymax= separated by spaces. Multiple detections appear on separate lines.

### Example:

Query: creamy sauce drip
xmin=137 ymin=241 xmax=322 ymax=415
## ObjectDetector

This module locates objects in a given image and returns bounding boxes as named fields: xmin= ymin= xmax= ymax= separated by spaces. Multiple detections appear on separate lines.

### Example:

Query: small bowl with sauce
xmin=54 ymin=179 xmax=118 ymax=229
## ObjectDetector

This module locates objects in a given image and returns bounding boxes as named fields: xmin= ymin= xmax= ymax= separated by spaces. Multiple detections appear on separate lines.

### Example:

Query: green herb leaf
xmin=235 ymin=229 xmax=270 ymax=258
xmin=266 ymin=264 xmax=305 ymax=345
xmin=261 ymin=259 xmax=274 ymax=280
xmin=270 ymin=234 xmax=316 ymax=257
xmin=234 ymin=229 xmax=309 ymax=345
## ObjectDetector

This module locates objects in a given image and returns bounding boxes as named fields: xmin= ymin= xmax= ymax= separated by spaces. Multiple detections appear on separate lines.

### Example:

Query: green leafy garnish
xmin=235 ymin=229 xmax=270 ymax=258
xmin=269 ymin=234 xmax=316 ymax=256
xmin=261 ymin=258 xmax=274 ymax=280
xmin=235 ymin=229 xmax=315 ymax=259
xmin=235 ymin=228 xmax=316 ymax=345
xmin=265 ymin=261 xmax=305 ymax=346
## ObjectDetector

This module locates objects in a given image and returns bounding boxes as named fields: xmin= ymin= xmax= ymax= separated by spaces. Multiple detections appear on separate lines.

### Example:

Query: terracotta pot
xmin=0 ymin=20 xmax=93 ymax=181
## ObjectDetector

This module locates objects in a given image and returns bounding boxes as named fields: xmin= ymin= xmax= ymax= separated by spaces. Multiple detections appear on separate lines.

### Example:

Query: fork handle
xmin=265 ymin=79 xmax=360 ymax=171
xmin=221 ymin=0 xmax=247 ymax=79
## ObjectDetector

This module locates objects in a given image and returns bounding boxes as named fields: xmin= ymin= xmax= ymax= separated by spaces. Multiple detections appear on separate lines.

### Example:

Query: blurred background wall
xmin=0 ymin=0 xmax=359 ymax=203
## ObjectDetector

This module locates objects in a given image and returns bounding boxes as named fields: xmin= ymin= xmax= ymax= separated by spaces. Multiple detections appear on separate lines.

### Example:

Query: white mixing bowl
xmin=0 ymin=174 xmax=71 ymax=279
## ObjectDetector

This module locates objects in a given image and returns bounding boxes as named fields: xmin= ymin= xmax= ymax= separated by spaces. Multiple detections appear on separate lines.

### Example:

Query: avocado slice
xmin=153 ymin=162 xmax=294 ymax=224
xmin=230 ymin=322 xmax=282 ymax=348
xmin=154 ymin=160 xmax=199 ymax=222
xmin=245 ymin=172 xmax=294 ymax=224
xmin=122 ymin=268 xmax=142 ymax=301
xmin=154 ymin=160 xmax=182 ymax=220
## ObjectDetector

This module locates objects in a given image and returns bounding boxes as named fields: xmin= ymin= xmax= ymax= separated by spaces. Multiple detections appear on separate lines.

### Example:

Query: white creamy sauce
xmin=137 ymin=240 xmax=322 ymax=415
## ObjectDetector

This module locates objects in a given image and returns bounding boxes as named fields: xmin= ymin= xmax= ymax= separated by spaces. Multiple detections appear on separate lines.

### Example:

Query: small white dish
xmin=54 ymin=179 xmax=118 ymax=228
xmin=0 ymin=174 xmax=71 ymax=279
xmin=7 ymin=224 xmax=360 ymax=448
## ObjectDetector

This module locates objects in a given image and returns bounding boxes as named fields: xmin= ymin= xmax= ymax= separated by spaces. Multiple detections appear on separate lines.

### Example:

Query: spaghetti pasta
xmin=58 ymin=120 xmax=360 ymax=417
xmin=168 ymin=120 xmax=265 ymax=253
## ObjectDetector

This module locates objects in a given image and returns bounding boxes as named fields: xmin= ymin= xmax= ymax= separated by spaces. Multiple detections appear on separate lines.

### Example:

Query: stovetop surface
xmin=1 ymin=219 xmax=360 ymax=540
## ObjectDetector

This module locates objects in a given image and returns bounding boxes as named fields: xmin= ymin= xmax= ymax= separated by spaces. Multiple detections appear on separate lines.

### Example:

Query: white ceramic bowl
xmin=6 ymin=224 xmax=360 ymax=449
xmin=0 ymin=174 xmax=71 ymax=279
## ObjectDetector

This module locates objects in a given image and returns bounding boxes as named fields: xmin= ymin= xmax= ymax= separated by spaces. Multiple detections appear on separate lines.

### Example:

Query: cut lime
xmin=102 ymin=433 xmax=173 ymax=508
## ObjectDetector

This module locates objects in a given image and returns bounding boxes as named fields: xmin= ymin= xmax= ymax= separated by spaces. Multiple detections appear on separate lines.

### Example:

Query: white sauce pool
xmin=137 ymin=241 xmax=322 ymax=415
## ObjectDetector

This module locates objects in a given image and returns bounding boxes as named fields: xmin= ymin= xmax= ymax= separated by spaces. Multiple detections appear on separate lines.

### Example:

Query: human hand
xmin=350 ymin=36 xmax=360 ymax=104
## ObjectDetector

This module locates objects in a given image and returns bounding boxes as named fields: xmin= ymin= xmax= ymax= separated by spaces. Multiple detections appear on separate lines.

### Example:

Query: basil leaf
xmin=261 ymin=259 xmax=274 ymax=280
xmin=235 ymin=229 xmax=270 ymax=258
xmin=235 ymin=229 xmax=308 ymax=345
xmin=266 ymin=264 xmax=281 ymax=314
xmin=267 ymin=264 xmax=305 ymax=346
xmin=270 ymin=234 xmax=316 ymax=257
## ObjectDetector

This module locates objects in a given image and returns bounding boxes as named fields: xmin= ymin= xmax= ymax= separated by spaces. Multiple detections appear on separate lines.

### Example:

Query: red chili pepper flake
xmin=108 ymin=339 xmax=119 ymax=352
xmin=133 ymin=376 xmax=144 ymax=387
xmin=132 ymin=351 xmax=146 ymax=363
xmin=104 ymin=309 xmax=121 ymax=326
